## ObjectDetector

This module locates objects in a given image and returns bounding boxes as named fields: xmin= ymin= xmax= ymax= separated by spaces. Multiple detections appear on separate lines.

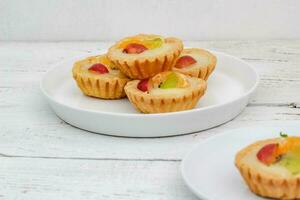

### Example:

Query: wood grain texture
xmin=0 ymin=157 xmax=198 ymax=200
xmin=0 ymin=40 xmax=300 ymax=199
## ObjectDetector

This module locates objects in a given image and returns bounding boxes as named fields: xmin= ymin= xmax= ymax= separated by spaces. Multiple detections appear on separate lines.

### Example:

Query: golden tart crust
xmin=72 ymin=55 xmax=130 ymax=99
xmin=124 ymin=72 xmax=207 ymax=113
xmin=173 ymin=48 xmax=217 ymax=80
xmin=107 ymin=34 xmax=183 ymax=79
xmin=235 ymin=138 xmax=300 ymax=200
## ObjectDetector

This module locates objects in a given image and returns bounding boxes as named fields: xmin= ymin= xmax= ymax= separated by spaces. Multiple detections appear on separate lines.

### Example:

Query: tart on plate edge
xmin=173 ymin=48 xmax=217 ymax=80
xmin=125 ymin=71 xmax=207 ymax=113
xmin=235 ymin=134 xmax=300 ymax=199
xmin=72 ymin=54 xmax=130 ymax=99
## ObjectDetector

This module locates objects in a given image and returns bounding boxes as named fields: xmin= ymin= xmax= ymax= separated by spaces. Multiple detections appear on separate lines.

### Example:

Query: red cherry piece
xmin=123 ymin=43 xmax=148 ymax=54
xmin=137 ymin=79 xmax=149 ymax=92
xmin=175 ymin=55 xmax=197 ymax=68
xmin=256 ymin=143 xmax=279 ymax=165
xmin=88 ymin=63 xmax=109 ymax=74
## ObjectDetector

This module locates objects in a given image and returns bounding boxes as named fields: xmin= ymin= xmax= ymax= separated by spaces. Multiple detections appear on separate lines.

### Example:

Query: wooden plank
xmin=0 ymin=157 xmax=197 ymax=200
xmin=0 ymin=106 xmax=299 ymax=160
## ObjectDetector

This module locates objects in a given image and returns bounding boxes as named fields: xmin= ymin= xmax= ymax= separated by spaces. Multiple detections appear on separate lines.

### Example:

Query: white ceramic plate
xmin=181 ymin=125 xmax=300 ymax=200
xmin=40 ymin=50 xmax=258 ymax=137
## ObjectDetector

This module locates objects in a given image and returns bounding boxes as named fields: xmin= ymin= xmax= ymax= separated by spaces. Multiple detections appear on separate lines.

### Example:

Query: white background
xmin=1 ymin=0 xmax=300 ymax=41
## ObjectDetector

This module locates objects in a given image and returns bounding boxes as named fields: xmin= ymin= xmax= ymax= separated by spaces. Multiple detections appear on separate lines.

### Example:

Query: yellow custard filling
xmin=149 ymin=78 xmax=200 ymax=96
xmin=179 ymin=53 xmax=211 ymax=69
xmin=78 ymin=56 xmax=126 ymax=79
xmin=135 ymin=71 xmax=204 ymax=97
xmin=174 ymin=52 xmax=211 ymax=71
xmin=242 ymin=136 xmax=300 ymax=178
xmin=118 ymin=35 xmax=164 ymax=50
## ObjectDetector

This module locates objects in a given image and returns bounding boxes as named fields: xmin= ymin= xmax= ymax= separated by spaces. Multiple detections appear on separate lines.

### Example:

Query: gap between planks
xmin=0 ymin=153 xmax=181 ymax=162
xmin=248 ymin=102 xmax=300 ymax=108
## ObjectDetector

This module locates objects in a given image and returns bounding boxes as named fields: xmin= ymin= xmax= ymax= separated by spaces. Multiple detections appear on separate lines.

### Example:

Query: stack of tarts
xmin=72 ymin=34 xmax=217 ymax=114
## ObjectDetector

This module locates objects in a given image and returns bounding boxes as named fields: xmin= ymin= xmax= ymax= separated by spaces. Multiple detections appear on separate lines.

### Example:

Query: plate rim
xmin=40 ymin=50 xmax=259 ymax=118
xmin=181 ymin=127 xmax=242 ymax=200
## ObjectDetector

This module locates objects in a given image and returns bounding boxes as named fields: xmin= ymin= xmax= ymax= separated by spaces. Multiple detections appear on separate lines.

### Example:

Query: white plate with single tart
xmin=40 ymin=50 xmax=258 ymax=137
xmin=181 ymin=124 xmax=300 ymax=200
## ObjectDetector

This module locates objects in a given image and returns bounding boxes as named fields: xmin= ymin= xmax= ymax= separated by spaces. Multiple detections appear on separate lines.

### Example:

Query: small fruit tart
xmin=72 ymin=55 xmax=130 ymax=99
xmin=124 ymin=71 xmax=207 ymax=113
xmin=173 ymin=48 xmax=217 ymax=80
xmin=107 ymin=34 xmax=183 ymax=79
xmin=235 ymin=134 xmax=300 ymax=199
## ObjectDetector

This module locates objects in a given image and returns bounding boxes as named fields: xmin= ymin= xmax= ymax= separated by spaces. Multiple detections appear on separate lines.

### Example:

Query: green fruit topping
xmin=160 ymin=72 xmax=178 ymax=89
xmin=279 ymin=153 xmax=300 ymax=175
xmin=144 ymin=38 xmax=163 ymax=49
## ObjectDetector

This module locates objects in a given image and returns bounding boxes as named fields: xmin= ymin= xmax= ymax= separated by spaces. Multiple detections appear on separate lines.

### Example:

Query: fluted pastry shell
xmin=107 ymin=34 xmax=183 ymax=79
xmin=72 ymin=55 xmax=130 ymax=99
xmin=173 ymin=48 xmax=217 ymax=80
xmin=235 ymin=138 xmax=300 ymax=199
xmin=124 ymin=75 xmax=207 ymax=114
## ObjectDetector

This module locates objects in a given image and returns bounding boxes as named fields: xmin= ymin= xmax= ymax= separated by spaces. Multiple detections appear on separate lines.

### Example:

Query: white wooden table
xmin=1 ymin=40 xmax=300 ymax=200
